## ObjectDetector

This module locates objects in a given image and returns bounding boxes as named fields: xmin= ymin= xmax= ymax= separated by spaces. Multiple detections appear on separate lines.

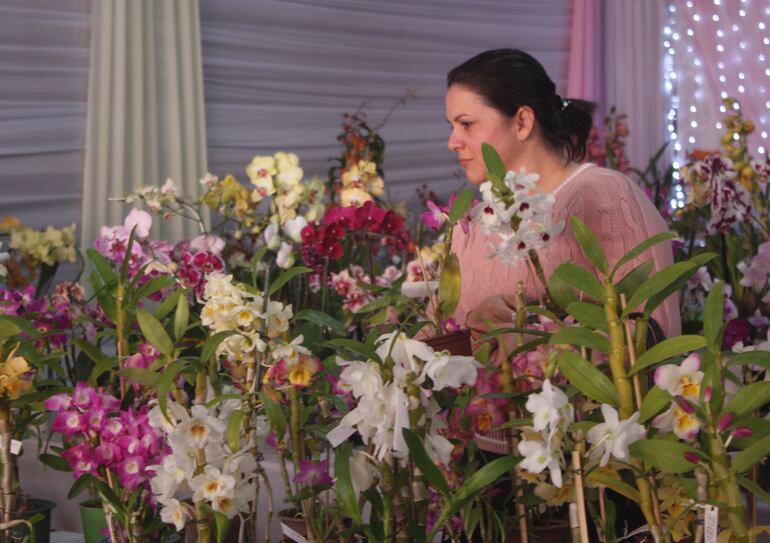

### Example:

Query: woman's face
xmin=445 ymin=84 xmax=521 ymax=185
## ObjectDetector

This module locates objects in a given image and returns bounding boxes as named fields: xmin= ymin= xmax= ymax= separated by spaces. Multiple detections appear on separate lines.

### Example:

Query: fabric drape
xmin=80 ymin=0 xmax=208 ymax=253
xmin=566 ymin=0 xmax=604 ymax=114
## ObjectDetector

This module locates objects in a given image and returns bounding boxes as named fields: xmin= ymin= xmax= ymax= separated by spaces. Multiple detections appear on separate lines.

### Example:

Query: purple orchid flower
xmin=293 ymin=460 xmax=333 ymax=487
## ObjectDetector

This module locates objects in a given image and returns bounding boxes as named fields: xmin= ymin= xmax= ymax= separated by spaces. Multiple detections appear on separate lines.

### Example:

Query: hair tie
xmin=561 ymin=98 xmax=572 ymax=111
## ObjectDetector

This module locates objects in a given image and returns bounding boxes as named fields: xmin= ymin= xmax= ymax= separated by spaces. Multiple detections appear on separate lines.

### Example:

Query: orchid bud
xmin=732 ymin=427 xmax=753 ymax=439
xmin=703 ymin=387 xmax=713 ymax=402
xmin=684 ymin=451 xmax=700 ymax=465
xmin=717 ymin=412 xmax=734 ymax=433
xmin=677 ymin=398 xmax=695 ymax=414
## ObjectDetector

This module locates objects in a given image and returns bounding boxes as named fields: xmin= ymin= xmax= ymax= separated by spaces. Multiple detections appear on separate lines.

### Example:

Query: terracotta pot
xmin=279 ymin=510 xmax=308 ymax=543
xmin=424 ymin=330 xmax=473 ymax=356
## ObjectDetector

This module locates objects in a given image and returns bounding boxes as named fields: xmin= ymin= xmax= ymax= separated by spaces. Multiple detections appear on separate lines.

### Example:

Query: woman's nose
xmin=447 ymin=129 xmax=462 ymax=152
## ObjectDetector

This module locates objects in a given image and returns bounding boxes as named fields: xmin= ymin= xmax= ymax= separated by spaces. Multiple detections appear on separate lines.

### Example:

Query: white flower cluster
xmin=123 ymin=179 xmax=179 ymax=212
xmin=9 ymin=224 xmax=77 ymax=266
xmin=147 ymin=400 xmax=257 ymax=531
xmin=518 ymin=380 xmax=574 ymax=488
xmin=327 ymin=332 xmax=480 ymax=466
xmin=200 ymin=272 xmax=292 ymax=363
xmin=246 ymin=152 xmax=326 ymax=269
xmin=471 ymin=169 xmax=563 ymax=266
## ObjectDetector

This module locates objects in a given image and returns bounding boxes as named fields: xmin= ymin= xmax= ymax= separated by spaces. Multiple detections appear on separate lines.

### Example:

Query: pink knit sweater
xmin=452 ymin=163 xmax=680 ymax=337
xmin=451 ymin=164 xmax=681 ymax=452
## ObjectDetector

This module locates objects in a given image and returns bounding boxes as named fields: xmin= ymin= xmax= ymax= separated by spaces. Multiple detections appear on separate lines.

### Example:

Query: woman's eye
xmin=461 ymin=121 xmax=472 ymax=129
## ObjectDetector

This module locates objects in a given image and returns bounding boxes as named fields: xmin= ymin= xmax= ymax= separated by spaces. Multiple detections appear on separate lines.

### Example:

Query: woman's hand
xmin=466 ymin=293 xmax=521 ymax=366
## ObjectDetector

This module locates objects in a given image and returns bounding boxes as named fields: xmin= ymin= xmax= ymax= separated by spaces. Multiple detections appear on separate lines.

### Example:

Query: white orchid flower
xmin=400 ymin=280 xmax=438 ymax=299
xmin=586 ymin=404 xmax=646 ymax=466
xmin=653 ymin=403 xmax=702 ymax=440
xmin=524 ymin=380 xmax=573 ymax=434
xmin=419 ymin=354 xmax=481 ymax=390
xmin=160 ymin=499 xmax=191 ymax=531
xmin=276 ymin=241 xmax=295 ymax=269
xmin=375 ymin=332 xmax=436 ymax=377
xmin=190 ymin=465 xmax=236 ymax=502
xmin=654 ymin=352 xmax=704 ymax=402
xmin=338 ymin=361 xmax=384 ymax=399
xmin=350 ymin=450 xmax=377 ymax=495
xmin=282 ymin=215 xmax=308 ymax=243
xmin=518 ymin=438 xmax=563 ymax=488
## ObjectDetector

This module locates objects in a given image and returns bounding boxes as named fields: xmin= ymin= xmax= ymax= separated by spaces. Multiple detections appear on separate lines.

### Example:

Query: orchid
xmin=524 ymin=379 xmax=573 ymax=435
xmin=586 ymin=404 xmax=646 ymax=467
xmin=518 ymin=438 xmax=563 ymax=488
xmin=653 ymin=352 xmax=704 ymax=402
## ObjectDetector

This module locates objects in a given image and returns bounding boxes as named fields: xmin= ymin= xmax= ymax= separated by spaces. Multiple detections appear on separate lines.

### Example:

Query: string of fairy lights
xmin=662 ymin=0 xmax=770 ymax=208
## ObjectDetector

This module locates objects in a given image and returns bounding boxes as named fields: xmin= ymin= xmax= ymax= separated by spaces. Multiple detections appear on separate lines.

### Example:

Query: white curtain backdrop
xmin=603 ymin=0 xmax=669 ymax=172
xmin=201 ymin=0 xmax=573 ymax=207
xmin=80 ymin=0 xmax=208 ymax=253
xmin=0 ymin=0 xmax=90 ymax=231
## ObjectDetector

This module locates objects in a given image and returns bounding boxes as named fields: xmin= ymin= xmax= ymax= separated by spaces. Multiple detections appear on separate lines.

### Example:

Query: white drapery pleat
xmin=201 ymin=0 xmax=573 ymax=205
xmin=603 ymin=0 xmax=669 ymax=172
xmin=80 ymin=0 xmax=208 ymax=253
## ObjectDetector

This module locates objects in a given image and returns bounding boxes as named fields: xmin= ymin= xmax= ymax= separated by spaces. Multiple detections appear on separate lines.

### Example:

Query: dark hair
xmin=447 ymin=49 xmax=596 ymax=163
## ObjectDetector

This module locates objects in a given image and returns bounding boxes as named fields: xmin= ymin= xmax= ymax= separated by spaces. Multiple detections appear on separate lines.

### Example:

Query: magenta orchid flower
xmin=421 ymin=200 xmax=448 ymax=230
xmin=293 ymin=460 xmax=333 ymax=487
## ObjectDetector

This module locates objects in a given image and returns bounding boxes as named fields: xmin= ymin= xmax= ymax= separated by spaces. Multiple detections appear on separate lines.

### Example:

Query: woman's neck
xmin=515 ymin=145 xmax=579 ymax=194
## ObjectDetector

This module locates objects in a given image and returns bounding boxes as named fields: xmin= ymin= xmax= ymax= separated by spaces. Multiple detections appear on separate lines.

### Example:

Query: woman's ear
xmin=512 ymin=106 xmax=536 ymax=141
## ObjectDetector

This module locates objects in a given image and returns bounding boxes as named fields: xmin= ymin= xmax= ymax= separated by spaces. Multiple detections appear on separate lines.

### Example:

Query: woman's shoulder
xmin=564 ymin=164 xmax=635 ymax=192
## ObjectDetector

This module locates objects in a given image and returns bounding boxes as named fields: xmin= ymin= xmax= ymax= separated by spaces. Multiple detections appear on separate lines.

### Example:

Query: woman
xmin=446 ymin=49 xmax=680 ymax=452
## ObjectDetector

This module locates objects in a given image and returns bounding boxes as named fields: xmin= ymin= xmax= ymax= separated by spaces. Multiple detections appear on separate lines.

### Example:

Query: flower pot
xmin=424 ymin=330 xmax=473 ymax=356
xmin=279 ymin=509 xmax=308 ymax=543
xmin=79 ymin=500 xmax=108 ymax=543
xmin=12 ymin=498 xmax=55 ymax=543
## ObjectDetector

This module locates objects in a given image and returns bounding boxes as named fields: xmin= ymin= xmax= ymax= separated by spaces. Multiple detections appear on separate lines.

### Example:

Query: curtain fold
xmin=80 ymin=0 xmax=208 ymax=253
xmin=566 ymin=0 xmax=603 ymax=114
xmin=603 ymin=0 xmax=669 ymax=172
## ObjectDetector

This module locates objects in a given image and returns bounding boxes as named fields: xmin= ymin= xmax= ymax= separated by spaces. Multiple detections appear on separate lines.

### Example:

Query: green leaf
xmin=638 ymin=386 xmax=672 ymax=423
xmin=611 ymin=232 xmax=677 ymax=279
xmin=39 ymin=453 xmax=72 ymax=472
xmin=133 ymin=275 xmax=176 ymax=303
xmin=643 ymin=253 xmax=717 ymax=317
xmin=453 ymin=455 xmax=520 ymax=505
xmin=628 ymin=335 xmax=706 ymax=377
xmin=565 ymin=301 xmax=608 ymax=333
xmin=570 ymin=216 xmax=608 ymax=275
xmin=586 ymin=472 xmax=641 ymax=502
xmin=250 ymin=245 xmax=269 ymax=289
xmin=616 ymin=260 xmax=654 ymax=301
xmin=86 ymin=248 xmax=117 ymax=285
xmin=136 ymin=308 xmax=174 ymax=357
xmin=334 ymin=442 xmax=363 ymax=525
xmin=173 ymin=294 xmax=190 ymax=342
xmin=119 ymin=367 xmax=160 ymax=387
xmin=629 ymin=439 xmax=697 ymax=473
xmin=727 ymin=350 xmax=770 ymax=370
xmin=67 ymin=474 xmax=96 ymax=499
xmin=0 ymin=315 xmax=40 ymax=337
xmin=704 ymin=281 xmax=725 ymax=351
xmin=731 ymin=436 xmax=770 ymax=474
xmin=622 ymin=257 xmax=711 ymax=318
xmin=481 ymin=143 xmax=507 ymax=186
xmin=548 ymin=271 xmax=580 ymax=312
xmin=154 ymin=289 xmax=183 ymax=321
xmin=549 ymin=326 xmax=610 ymax=354
xmin=226 ymin=410 xmax=244 ymax=453
xmin=557 ymin=351 xmax=618 ymax=406
xmin=0 ymin=319 xmax=20 ymax=338
xmin=72 ymin=338 xmax=114 ymax=383
xmin=260 ymin=392 xmax=286 ymax=439
xmin=738 ymin=476 xmax=770 ymax=506
xmin=157 ymin=360 xmax=186 ymax=420
xmin=439 ymin=254 xmax=461 ymax=318
xmin=551 ymin=263 xmax=605 ymax=302
xmin=293 ymin=309 xmax=347 ymax=336
xmin=723 ymin=381 xmax=770 ymax=418
xmin=268 ymin=266 xmax=312 ymax=297
xmin=324 ymin=338 xmax=380 ymax=363
xmin=448 ymin=188 xmax=475 ymax=224
xmin=403 ymin=428 xmax=450 ymax=498
xmin=201 ymin=331 xmax=236 ymax=364
xmin=213 ymin=509 xmax=231 ymax=543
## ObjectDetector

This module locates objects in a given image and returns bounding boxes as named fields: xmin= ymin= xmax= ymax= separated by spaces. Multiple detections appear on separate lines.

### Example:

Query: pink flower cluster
xmin=45 ymin=383 xmax=165 ymax=491
xmin=0 ymin=284 xmax=85 ymax=349
xmin=329 ymin=265 xmax=402 ymax=313
xmin=176 ymin=250 xmax=225 ymax=299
